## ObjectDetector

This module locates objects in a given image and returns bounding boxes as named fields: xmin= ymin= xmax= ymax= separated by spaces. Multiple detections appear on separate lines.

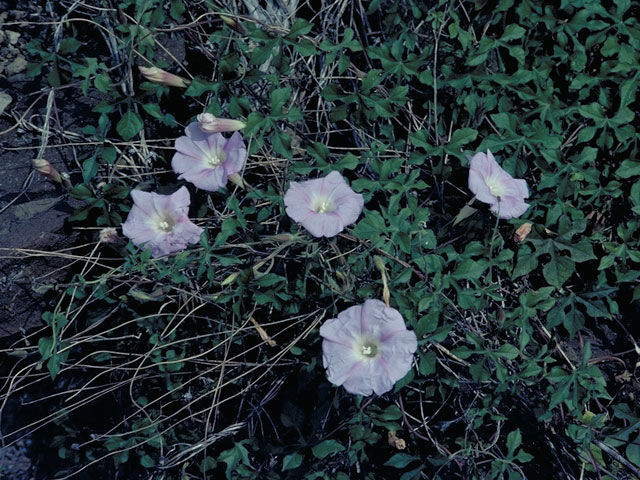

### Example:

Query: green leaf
xmin=59 ymin=37 xmax=83 ymax=54
xmin=116 ymin=111 xmax=143 ymax=141
xmin=513 ymin=246 xmax=538 ymax=278
xmin=82 ymin=153 xmax=98 ymax=182
xmin=311 ymin=440 xmax=345 ymax=459
xmin=626 ymin=433 xmax=640 ymax=467
xmin=506 ymin=429 xmax=522 ymax=453
xmin=451 ymin=259 xmax=488 ymax=280
xmin=287 ymin=18 xmax=313 ymax=38
xmin=271 ymin=87 xmax=292 ymax=114
xmin=143 ymin=103 xmax=163 ymax=118
xmin=94 ymin=73 xmax=111 ymax=93
xmin=543 ymin=255 xmax=575 ymax=289
xmin=282 ymin=453 xmax=303 ymax=471
xmin=399 ymin=465 xmax=424 ymax=480
xmin=384 ymin=453 xmax=419 ymax=469
xmin=500 ymin=24 xmax=526 ymax=42
xmin=185 ymin=77 xmax=218 ymax=97
xmin=294 ymin=38 xmax=317 ymax=56
xmin=38 ymin=336 xmax=53 ymax=363
xmin=616 ymin=160 xmax=640 ymax=179
xmin=557 ymin=239 xmax=596 ymax=263
xmin=140 ymin=454 xmax=156 ymax=468
xmin=447 ymin=128 xmax=478 ymax=150
xmin=361 ymin=69 xmax=383 ymax=93
xmin=496 ymin=344 xmax=520 ymax=360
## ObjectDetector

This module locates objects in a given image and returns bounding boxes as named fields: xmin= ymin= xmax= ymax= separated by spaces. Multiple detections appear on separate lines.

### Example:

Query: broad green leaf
xmin=500 ymin=24 xmax=526 ymax=42
xmin=543 ymin=255 xmax=575 ymax=289
xmin=627 ymin=433 xmax=640 ymax=467
xmin=616 ymin=160 xmax=640 ymax=179
xmin=311 ymin=440 xmax=345 ymax=459
xmin=447 ymin=128 xmax=478 ymax=150
xmin=384 ymin=453 xmax=419 ymax=469
xmin=282 ymin=453 xmax=303 ymax=471
xmin=271 ymin=87 xmax=292 ymax=113
xmin=287 ymin=18 xmax=313 ymax=38
xmin=185 ymin=76 xmax=218 ymax=97
xmin=116 ymin=110 xmax=143 ymax=141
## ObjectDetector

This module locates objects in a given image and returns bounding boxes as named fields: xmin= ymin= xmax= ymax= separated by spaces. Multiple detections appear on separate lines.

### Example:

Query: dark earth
xmin=0 ymin=2 xmax=87 ymax=477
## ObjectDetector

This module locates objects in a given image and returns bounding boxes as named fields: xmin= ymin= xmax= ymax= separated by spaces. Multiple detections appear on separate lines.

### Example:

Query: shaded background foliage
xmin=1 ymin=0 xmax=640 ymax=479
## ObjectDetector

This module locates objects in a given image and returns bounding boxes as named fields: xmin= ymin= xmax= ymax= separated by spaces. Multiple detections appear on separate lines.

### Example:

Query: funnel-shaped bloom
xmin=197 ymin=113 xmax=246 ymax=133
xmin=122 ymin=186 xmax=203 ymax=257
xmin=320 ymin=299 xmax=417 ymax=396
xmin=172 ymin=123 xmax=247 ymax=192
xmin=284 ymin=171 xmax=364 ymax=238
xmin=139 ymin=66 xmax=189 ymax=88
xmin=468 ymin=150 xmax=529 ymax=219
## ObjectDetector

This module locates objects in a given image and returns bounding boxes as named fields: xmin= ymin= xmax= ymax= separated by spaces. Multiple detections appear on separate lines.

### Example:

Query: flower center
xmin=356 ymin=338 xmax=380 ymax=359
xmin=486 ymin=177 xmax=504 ymax=198
xmin=157 ymin=216 xmax=175 ymax=232
xmin=312 ymin=197 xmax=335 ymax=214
xmin=361 ymin=343 xmax=378 ymax=358
xmin=206 ymin=149 xmax=225 ymax=167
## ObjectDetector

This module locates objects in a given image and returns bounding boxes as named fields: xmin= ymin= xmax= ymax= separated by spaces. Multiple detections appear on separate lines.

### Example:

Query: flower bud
xmin=60 ymin=172 xmax=73 ymax=189
xmin=221 ymin=271 xmax=240 ymax=286
xmin=197 ymin=113 xmax=246 ymax=133
xmin=227 ymin=172 xmax=248 ymax=189
xmin=268 ymin=233 xmax=296 ymax=242
xmin=139 ymin=66 xmax=189 ymax=88
xmin=32 ymin=158 xmax=62 ymax=183
xmin=513 ymin=222 xmax=532 ymax=243
xmin=220 ymin=14 xmax=246 ymax=34
xmin=99 ymin=227 xmax=125 ymax=246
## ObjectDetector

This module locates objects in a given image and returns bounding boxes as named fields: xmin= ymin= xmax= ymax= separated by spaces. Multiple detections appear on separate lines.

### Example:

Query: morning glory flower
xmin=319 ymin=299 xmax=418 ymax=396
xmin=172 ymin=123 xmax=247 ymax=192
xmin=121 ymin=186 xmax=203 ymax=257
xmin=468 ymin=149 xmax=529 ymax=219
xmin=197 ymin=113 xmax=246 ymax=133
xmin=283 ymin=171 xmax=364 ymax=238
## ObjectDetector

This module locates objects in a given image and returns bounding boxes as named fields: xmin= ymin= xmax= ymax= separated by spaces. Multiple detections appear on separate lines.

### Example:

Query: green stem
xmin=488 ymin=200 xmax=501 ymax=284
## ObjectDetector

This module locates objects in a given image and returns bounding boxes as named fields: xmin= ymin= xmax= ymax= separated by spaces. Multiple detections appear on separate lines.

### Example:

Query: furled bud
xmin=514 ymin=222 xmax=532 ymax=243
xmin=197 ymin=113 xmax=246 ymax=133
xmin=32 ymin=158 xmax=62 ymax=183
xmin=99 ymin=227 xmax=125 ymax=246
xmin=59 ymin=172 xmax=73 ymax=189
xmin=220 ymin=14 xmax=246 ymax=34
xmin=267 ymin=233 xmax=296 ymax=242
xmin=139 ymin=66 xmax=189 ymax=88
xmin=228 ymin=172 xmax=251 ymax=190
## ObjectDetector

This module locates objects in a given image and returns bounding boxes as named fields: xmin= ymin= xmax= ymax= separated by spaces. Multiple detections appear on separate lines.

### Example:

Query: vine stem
xmin=487 ymin=200 xmax=501 ymax=283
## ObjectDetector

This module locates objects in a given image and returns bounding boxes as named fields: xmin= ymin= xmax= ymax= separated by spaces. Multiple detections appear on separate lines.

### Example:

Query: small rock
xmin=5 ymin=30 xmax=20 ymax=45
xmin=0 ymin=91 xmax=12 ymax=115
xmin=5 ymin=54 xmax=27 ymax=75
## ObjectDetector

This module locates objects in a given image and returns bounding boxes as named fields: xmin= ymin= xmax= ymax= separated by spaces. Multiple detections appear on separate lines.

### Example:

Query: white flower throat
xmin=156 ymin=216 xmax=175 ymax=232
xmin=312 ymin=196 xmax=335 ymax=214
xmin=206 ymin=148 xmax=226 ymax=167
xmin=356 ymin=338 xmax=380 ymax=359
xmin=486 ymin=176 xmax=505 ymax=198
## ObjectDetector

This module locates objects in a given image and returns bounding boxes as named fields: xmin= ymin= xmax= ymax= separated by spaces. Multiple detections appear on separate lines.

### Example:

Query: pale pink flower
xmin=284 ymin=171 xmax=364 ymax=238
xmin=172 ymin=123 xmax=247 ymax=192
xmin=121 ymin=186 xmax=203 ymax=257
xmin=319 ymin=299 xmax=418 ymax=396
xmin=468 ymin=150 xmax=529 ymax=219
xmin=197 ymin=113 xmax=246 ymax=133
